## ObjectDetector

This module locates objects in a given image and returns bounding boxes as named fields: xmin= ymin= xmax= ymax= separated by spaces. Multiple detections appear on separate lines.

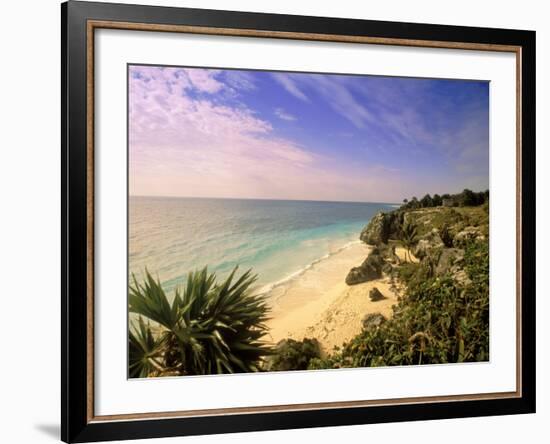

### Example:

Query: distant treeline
xmin=400 ymin=189 xmax=489 ymax=210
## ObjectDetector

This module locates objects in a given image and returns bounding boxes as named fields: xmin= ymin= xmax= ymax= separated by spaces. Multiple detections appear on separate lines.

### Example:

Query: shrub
xmin=265 ymin=338 xmax=321 ymax=371
xmin=128 ymin=267 xmax=272 ymax=377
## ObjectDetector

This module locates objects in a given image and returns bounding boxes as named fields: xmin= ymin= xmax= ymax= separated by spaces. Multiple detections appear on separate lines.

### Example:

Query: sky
xmin=128 ymin=65 xmax=489 ymax=203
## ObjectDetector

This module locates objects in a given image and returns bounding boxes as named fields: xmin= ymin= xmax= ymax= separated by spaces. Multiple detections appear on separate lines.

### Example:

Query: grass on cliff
xmin=308 ymin=239 xmax=489 ymax=369
xmin=397 ymin=205 xmax=489 ymax=239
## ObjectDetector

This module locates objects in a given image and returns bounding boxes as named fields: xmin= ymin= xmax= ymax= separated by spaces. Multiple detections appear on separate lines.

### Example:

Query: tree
xmin=460 ymin=189 xmax=477 ymax=206
xmin=129 ymin=267 xmax=272 ymax=377
xmin=432 ymin=194 xmax=442 ymax=207
xmin=400 ymin=222 xmax=418 ymax=262
xmin=420 ymin=194 xmax=433 ymax=208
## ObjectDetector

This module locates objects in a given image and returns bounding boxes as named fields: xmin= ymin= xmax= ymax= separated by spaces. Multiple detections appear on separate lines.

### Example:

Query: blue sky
xmin=129 ymin=66 xmax=489 ymax=203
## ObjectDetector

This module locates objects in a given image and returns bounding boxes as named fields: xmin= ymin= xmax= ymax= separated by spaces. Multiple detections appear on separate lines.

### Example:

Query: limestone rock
xmin=360 ymin=212 xmax=391 ymax=245
xmin=453 ymin=226 xmax=485 ymax=247
xmin=369 ymin=287 xmax=386 ymax=302
xmin=345 ymin=248 xmax=384 ymax=285
xmin=346 ymin=263 xmax=381 ymax=285
xmin=413 ymin=228 xmax=444 ymax=259
xmin=435 ymin=248 xmax=465 ymax=276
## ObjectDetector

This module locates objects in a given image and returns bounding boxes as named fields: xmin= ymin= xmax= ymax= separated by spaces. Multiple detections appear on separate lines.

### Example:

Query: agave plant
xmin=128 ymin=317 xmax=166 ymax=378
xmin=400 ymin=222 xmax=418 ymax=262
xmin=128 ymin=267 xmax=272 ymax=377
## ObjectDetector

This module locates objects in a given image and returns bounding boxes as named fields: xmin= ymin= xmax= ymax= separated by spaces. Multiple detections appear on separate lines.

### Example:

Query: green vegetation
xmin=264 ymin=338 xmax=321 ymax=372
xmin=128 ymin=267 xmax=272 ymax=377
xmin=129 ymin=193 xmax=490 ymax=376
xmin=399 ymin=222 xmax=418 ymax=262
xmin=309 ymin=239 xmax=489 ymax=369
xmin=401 ymin=189 xmax=488 ymax=211
xmin=309 ymin=198 xmax=490 ymax=370
xmin=398 ymin=205 xmax=488 ymax=239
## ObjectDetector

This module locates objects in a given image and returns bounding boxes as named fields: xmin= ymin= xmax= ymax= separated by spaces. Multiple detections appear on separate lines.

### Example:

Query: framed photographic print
xmin=61 ymin=1 xmax=536 ymax=442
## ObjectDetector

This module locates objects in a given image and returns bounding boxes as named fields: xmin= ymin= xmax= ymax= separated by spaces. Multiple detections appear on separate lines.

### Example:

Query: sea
xmin=129 ymin=196 xmax=398 ymax=295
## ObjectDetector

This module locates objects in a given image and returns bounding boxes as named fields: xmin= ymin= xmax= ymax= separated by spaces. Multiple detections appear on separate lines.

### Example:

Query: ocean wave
xmin=253 ymin=239 xmax=363 ymax=296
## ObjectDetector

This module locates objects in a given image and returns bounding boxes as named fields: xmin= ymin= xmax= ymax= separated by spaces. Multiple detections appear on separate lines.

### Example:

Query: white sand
xmin=265 ymin=243 xmax=407 ymax=354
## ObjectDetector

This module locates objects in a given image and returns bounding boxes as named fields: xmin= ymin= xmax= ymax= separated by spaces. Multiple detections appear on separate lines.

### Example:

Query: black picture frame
xmin=61 ymin=1 xmax=536 ymax=442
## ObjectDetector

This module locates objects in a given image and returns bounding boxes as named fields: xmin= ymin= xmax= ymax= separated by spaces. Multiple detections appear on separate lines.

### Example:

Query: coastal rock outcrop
xmin=453 ymin=226 xmax=485 ymax=247
xmin=413 ymin=228 xmax=444 ymax=260
xmin=435 ymin=248 xmax=465 ymax=276
xmin=360 ymin=212 xmax=391 ymax=245
xmin=345 ymin=263 xmax=380 ymax=285
xmin=345 ymin=247 xmax=384 ymax=285
xmin=369 ymin=287 xmax=386 ymax=302
xmin=434 ymin=248 xmax=472 ymax=285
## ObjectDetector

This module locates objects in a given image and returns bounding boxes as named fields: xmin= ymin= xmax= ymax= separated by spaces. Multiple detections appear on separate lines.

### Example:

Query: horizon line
xmin=128 ymin=194 xmax=403 ymax=206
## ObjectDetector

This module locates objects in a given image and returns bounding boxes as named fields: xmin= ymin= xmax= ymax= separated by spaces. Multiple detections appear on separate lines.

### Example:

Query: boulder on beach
xmin=345 ymin=247 xmax=384 ymax=285
xmin=345 ymin=264 xmax=380 ymax=285
xmin=369 ymin=287 xmax=386 ymax=302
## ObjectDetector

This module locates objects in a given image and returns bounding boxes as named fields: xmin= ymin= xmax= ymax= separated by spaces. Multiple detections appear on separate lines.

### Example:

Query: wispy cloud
xmin=272 ymin=73 xmax=375 ymax=128
xmin=305 ymin=75 xmax=374 ymax=128
xmin=129 ymin=66 xmax=328 ymax=199
xmin=224 ymin=70 xmax=257 ymax=92
xmin=183 ymin=68 xmax=224 ymax=93
xmin=274 ymin=108 xmax=296 ymax=121
xmin=271 ymin=73 xmax=309 ymax=102
xmin=129 ymin=66 xmax=489 ymax=201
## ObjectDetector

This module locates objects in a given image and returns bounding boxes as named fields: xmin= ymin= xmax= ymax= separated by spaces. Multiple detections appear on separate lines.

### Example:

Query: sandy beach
xmin=265 ymin=242 xmax=405 ymax=354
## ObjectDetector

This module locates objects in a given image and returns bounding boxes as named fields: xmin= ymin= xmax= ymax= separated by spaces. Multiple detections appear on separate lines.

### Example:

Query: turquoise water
xmin=129 ymin=197 xmax=396 ymax=293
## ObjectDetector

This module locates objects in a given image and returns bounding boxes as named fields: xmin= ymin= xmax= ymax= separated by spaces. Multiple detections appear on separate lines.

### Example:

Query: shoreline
xmin=264 ymin=242 xmax=404 ymax=354
xmin=253 ymin=239 xmax=363 ymax=297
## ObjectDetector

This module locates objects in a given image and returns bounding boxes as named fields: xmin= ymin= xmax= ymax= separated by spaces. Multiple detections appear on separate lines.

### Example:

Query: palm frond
xmin=129 ymin=271 xmax=179 ymax=329
xmin=128 ymin=317 xmax=165 ymax=378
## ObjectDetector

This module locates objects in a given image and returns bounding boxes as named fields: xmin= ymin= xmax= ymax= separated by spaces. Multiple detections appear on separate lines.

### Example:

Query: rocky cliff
xmin=347 ymin=204 xmax=489 ymax=286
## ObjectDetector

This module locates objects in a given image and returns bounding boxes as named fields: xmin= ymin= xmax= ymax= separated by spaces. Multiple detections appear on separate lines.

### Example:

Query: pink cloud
xmin=129 ymin=66 xmax=320 ymax=198
xmin=129 ymin=66 xmax=413 ymax=202
xmin=183 ymin=68 xmax=224 ymax=93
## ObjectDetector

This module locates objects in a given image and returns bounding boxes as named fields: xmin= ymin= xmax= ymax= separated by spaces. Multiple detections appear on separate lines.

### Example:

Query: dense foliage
xmin=128 ymin=267 xmax=272 ymax=378
xmin=264 ymin=338 xmax=321 ymax=372
xmin=309 ymin=239 xmax=489 ymax=369
xmin=401 ymin=189 xmax=489 ymax=210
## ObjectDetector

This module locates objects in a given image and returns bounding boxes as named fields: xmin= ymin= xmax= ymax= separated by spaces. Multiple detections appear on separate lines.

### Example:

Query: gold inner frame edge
xmin=85 ymin=19 xmax=523 ymax=423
